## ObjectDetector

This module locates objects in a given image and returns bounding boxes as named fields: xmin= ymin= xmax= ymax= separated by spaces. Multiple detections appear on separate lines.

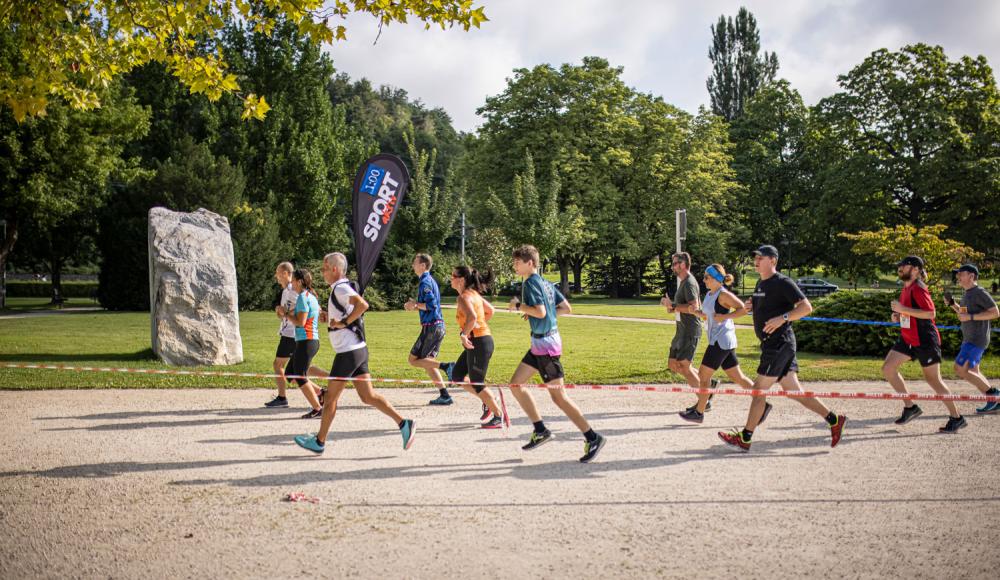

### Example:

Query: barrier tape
xmin=800 ymin=316 xmax=1000 ymax=333
xmin=3 ymin=362 xmax=998 ymax=403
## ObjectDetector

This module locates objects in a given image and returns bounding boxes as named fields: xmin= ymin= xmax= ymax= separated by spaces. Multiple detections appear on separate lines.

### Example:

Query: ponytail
xmin=293 ymin=268 xmax=314 ymax=294
xmin=454 ymin=265 xmax=495 ymax=294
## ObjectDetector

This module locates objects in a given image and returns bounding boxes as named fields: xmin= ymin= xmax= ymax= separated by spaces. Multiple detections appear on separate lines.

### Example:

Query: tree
xmin=706 ymin=6 xmax=779 ymax=122
xmin=1 ymin=0 xmax=487 ymax=121
xmin=841 ymin=224 xmax=983 ymax=284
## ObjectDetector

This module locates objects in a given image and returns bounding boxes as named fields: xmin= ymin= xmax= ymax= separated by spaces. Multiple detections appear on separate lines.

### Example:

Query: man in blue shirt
xmin=506 ymin=245 xmax=605 ymax=463
xmin=404 ymin=253 xmax=451 ymax=404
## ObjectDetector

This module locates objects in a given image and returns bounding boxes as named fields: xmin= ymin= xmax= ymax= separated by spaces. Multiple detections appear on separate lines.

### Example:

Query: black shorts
xmin=891 ymin=340 xmax=942 ymax=368
xmin=275 ymin=336 xmax=296 ymax=358
xmin=757 ymin=340 xmax=798 ymax=379
xmin=285 ymin=339 xmax=319 ymax=386
xmin=521 ymin=350 xmax=565 ymax=383
xmin=330 ymin=347 xmax=370 ymax=379
xmin=410 ymin=324 xmax=445 ymax=359
xmin=455 ymin=335 xmax=495 ymax=389
xmin=701 ymin=343 xmax=739 ymax=371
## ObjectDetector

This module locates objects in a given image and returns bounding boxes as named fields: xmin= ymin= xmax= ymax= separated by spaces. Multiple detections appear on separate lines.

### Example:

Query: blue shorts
xmin=955 ymin=342 xmax=986 ymax=369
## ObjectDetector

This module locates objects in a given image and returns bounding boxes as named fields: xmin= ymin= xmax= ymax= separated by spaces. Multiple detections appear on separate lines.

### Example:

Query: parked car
xmin=796 ymin=277 xmax=839 ymax=297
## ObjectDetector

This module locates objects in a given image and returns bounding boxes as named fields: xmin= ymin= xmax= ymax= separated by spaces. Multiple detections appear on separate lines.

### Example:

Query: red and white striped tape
xmin=2 ymin=362 xmax=998 ymax=403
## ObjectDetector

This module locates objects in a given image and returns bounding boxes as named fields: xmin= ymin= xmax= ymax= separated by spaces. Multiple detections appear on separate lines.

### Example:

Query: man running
xmin=294 ymin=252 xmax=416 ymax=454
xmin=404 ymin=253 xmax=450 ymax=405
xmin=948 ymin=264 xmax=999 ymax=414
xmin=660 ymin=252 xmax=713 ymax=415
xmin=882 ymin=256 xmax=966 ymax=433
xmin=718 ymin=245 xmax=846 ymax=452
xmin=265 ymin=262 xmax=297 ymax=408
xmin=506 ymin=245 xmax=605 ymax=463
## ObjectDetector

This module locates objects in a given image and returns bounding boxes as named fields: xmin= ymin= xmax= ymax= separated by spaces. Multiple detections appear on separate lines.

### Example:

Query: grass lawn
xmin=2 ymin=303 xmax=996 ymax=389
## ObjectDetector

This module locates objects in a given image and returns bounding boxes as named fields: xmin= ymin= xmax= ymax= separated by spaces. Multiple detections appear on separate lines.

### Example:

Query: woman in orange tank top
xmin=438 ymin=265 xmax=504 ymax=428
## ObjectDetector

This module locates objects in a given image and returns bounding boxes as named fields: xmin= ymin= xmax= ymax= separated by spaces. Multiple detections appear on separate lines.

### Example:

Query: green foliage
xmin=707 ymin=7 xmax=779 ymax=121
xmin=230 ymin=203 xmax=286 ymax=310
xmin=5 ymin=281 xmax=98 ymax=299
xmin=841 ymin=224 xmax=983 ymax=284
xmin=467 ymin=226 xmax=514 ymax=293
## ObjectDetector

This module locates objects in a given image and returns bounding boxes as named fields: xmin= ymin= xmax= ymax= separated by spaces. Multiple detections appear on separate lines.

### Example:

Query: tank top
xmin=703 ymin=288 xmax=737 ymax=349
xmin=456 ymin=289 xmax=492 ymax=338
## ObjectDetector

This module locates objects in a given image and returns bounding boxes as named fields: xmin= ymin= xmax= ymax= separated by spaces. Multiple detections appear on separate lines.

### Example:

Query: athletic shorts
xmin=454 ymin=335 xmax=495 ymax=388
xmin=285 ymin=339 xmax=319 ymax=386
xmin=410 ymin=324 xmax=445 ymax=359
xmin=701 ymin=343 xmax=739 ymax=371
xmin=669 ymin=330 xmax=700 ymax=362
xmin=955 ymin=342 xmax=986 ymax=369
xmin=275 ymin=336 xmax=296 ymax=358
xmin=757 ymin=340 xmax=798 ymax=379
xmin=521 ymin=350 xmax=565 ymax=383
xmin=330 ymin=347 xmax=370 ymax=379
xmin=891 ymin=339 xmax=942 ymax=368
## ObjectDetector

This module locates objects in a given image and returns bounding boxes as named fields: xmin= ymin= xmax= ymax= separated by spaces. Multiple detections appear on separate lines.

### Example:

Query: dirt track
xmin=2 ymin=383 xmax=999 ymax=579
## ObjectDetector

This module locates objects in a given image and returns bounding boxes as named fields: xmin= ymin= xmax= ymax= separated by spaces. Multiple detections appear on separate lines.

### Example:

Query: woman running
xmin=439 ymin=266 xmax=505 ymax=428
xmin=679 ymin=263 xmax=770 ymax=425
xmin=284 ymin=268 xmax=324 ymax=418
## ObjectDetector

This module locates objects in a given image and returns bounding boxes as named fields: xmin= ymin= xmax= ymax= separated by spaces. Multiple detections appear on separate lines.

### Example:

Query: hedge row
xmin=796 ymin=291 xmax=999 ymax=358
xmin=4 ymin=281 xmax=99 ymax=299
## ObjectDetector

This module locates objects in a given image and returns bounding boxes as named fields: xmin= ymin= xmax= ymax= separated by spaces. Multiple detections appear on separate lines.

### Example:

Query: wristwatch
xmin=782 ymin=313 xmax=790 ymax=321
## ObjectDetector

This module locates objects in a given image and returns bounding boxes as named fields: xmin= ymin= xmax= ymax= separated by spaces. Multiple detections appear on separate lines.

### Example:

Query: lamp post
xmin=0 ymin=219 xmax=6 ymax=309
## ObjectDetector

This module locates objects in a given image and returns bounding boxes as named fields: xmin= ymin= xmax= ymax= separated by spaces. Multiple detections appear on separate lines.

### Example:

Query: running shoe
xmin=830 ymin=414 xmax=847 ymax=448
xmin=264 ymin=396 xmax=288 ymax=408
xmin=441 ymin=362 xmax=456 ymax=382
xmin=708 ymin=377 xmax=719 ymax=406
xmin=939 ymin=416 xmax=968 ymax=434
xmin=579 ymin=433 xmax=606 ymax=463
xmin=481 ymin=416 xmax=503 ymax=429
xmin=480 ymin=405 xmax=494 ymax=423
xmin=718 ymin=428 xmax=751 ymax=452
xmin=678 ymin=408 xmax=704 ymax=424
xmin=685 ymin=400 xmax=713 ymax=414
xmin=301 ymin=408 xmax=322 ymax=419
xmin=759 ymin=402 xmax=773 ymax=425
xmin=894 ymin=404 xmax=923 ymax=425
xmin=400 ymin=419 xmax=416 ymax=450
xmin=976 ymin=388 xmax=1000 ymax=414
xmin=429 ymin=395 xmax=454 ymax=406
xmin=522 ymin=429 xmax=553 ymax=450
xmin=294 ymin=434 xmax=325 ymax=454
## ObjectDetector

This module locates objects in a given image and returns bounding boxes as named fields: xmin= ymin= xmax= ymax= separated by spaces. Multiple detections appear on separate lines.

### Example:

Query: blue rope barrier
xmin=800 ymin=316 xmax=1000 ymax=333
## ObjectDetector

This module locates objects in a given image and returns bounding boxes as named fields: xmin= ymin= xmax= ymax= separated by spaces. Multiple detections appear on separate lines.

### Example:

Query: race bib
xmin=900 ymin=315 xmax=911 ymax=329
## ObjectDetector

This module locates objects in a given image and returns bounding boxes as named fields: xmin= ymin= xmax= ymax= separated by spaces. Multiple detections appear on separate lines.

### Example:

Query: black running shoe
xmin=939 ymin=415 xmax=967 ymax=434
xmin=894 ymin=404 xmax=923 ymax=425
xmin=264 ymin=396 xmax=288 ymax=408
xmin=759 ymin=402 xmax=773 ymax=425
xmin=678 ymin=408 xmax=704 ymax=424
xmin=579 ymin=433 xmax=606 ymax=463
xmin=301 ymin=408 xmax=322 ymax=419
xmin=522 ymin=429 xmax=553 ymax=450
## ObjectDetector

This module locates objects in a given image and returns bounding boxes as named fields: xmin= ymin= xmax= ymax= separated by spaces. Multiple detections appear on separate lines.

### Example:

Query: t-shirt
xmin=751 ymin=273 xmax=806 ymax=345
xmin=277 ymin=284 xmax=298 ymax=338
xmin=293 ymin=290 xmax=320 ymax=342
xmin=457 ymin=289 xmax=491 ymax=338
xmin=672 ymin=272 xmax=702 ymax=339
xmin=960 ymin=285 xmax=997 ymax=348
xmin=522 ymin=273 xmax=565 ymax=337
xmin=327 ymin=279 xmax=367 ymax=353
xmin=898 ymin=281 xmax=939 ymax=347
xmin=417 ymin=272 xmax=444 ymax=326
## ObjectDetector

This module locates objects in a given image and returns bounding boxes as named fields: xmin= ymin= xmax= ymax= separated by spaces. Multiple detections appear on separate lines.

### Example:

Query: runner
xmin=718 ymin=245 xmax=846 ymax=452
xmin=265 ymin=262 xmax=297 ymax=408
xmin=437 ymin=265 xmax=505 ymax=428
xmin=881 ymin=256 xmax=967 ymax=432
xmin=506 ymin=245 xmax=606 ymax=463
xmin=947 ymin=264 xmax=999 ymax=414
xmin=660 ymin=252 xmax=706 ymax=412
xmin=283 ymin=268 xmax=324 ymax=418
xmin=679 ymin=263 xmax=767 ymax=424
xmin=403 ymin=253 xmax=450 ymax=405
xmin=294 ymin=252 xmax=415 ymax=454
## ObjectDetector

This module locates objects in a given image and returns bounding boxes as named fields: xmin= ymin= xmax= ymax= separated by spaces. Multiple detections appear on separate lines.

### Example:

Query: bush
xmin=5 ymin=281 xmax=99 ymax=299
xmin=797 ymin=291 xmax=999 ymax=358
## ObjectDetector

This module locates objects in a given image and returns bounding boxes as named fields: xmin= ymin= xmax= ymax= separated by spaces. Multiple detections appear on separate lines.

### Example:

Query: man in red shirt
xmin=882 ymin=256 xmax=966 ymax=433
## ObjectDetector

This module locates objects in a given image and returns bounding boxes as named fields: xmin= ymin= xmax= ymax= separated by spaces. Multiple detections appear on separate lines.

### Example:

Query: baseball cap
xmin=896 ymin=256 xmax=924 ymax=268
xmin=953 ymin=264 xmax=979 ymax=276
xmin=752 ymin=245 xmax=779 ymax=259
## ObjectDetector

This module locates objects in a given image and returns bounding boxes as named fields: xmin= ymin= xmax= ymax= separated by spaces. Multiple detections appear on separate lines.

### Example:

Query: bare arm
xmin=482 ymin=299 xmax=495 ymax=322
xmin=961 ymin=305 xmax=1000 ymax=322
xmin=457 ymin=295 xmax=478 ymax=335
xmin=717 ymin=289 xmax=749 ymax=320
xmin=555 ymin=299 xmax=572 ymax=316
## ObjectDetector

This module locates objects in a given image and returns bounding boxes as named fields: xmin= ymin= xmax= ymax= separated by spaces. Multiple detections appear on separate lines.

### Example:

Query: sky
xmin=323 ymin=0 xmax=1000 ymax=133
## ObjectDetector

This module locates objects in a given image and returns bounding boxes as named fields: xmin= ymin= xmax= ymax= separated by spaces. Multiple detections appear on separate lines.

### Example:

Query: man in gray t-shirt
xmin=949 ymin=264 xmax=1000 ymax=414
xmin=661 ymin=252 xmax=703 ymax=393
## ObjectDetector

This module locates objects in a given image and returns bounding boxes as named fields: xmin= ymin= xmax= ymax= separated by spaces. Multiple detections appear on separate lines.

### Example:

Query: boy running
xmin=404 ymin=253 xmax=451 ymax=405
xmin=294 ymin=253 xmax=416 ymax=454
xmin=948 ymin=264 xmax=999 ymax=414
xmin=506 ymin=245 xmax=606 ymax=463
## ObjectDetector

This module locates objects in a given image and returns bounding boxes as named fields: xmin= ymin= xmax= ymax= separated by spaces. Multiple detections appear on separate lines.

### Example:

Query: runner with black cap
xmin=948 ymin=263 xmax=999 ymax=414
xmin=882 ymin=256 xmax=966 ymax=432
xmin=718 ymin=245 xmax=846 ymax=452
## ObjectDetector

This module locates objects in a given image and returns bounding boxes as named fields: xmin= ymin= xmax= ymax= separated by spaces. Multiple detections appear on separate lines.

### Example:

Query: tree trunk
xmin=610 ymin=255 xmax=621 ymax=298
xmin=571 ymin=256 xmax=585 ymax=293
xmin=0 ymin=216 xmax=17 ymax=309
xmin=49 ymin=255 xmax=64 ymax=306
xmin=557 ymin=254 xmax=570 ymax=296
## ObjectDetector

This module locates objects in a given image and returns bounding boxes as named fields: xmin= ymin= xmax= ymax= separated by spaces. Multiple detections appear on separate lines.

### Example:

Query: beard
xmin=899 ymin=271 xmax=912 ymax=282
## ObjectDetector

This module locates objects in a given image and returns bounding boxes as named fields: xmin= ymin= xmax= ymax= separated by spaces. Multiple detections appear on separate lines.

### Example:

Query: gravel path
xmin=2 ymin=383 xmax=999 ymax=579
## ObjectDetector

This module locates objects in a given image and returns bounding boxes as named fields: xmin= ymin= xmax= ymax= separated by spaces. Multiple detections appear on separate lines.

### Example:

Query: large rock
xmin=148 ymin=207 xmax=243 ymax=366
